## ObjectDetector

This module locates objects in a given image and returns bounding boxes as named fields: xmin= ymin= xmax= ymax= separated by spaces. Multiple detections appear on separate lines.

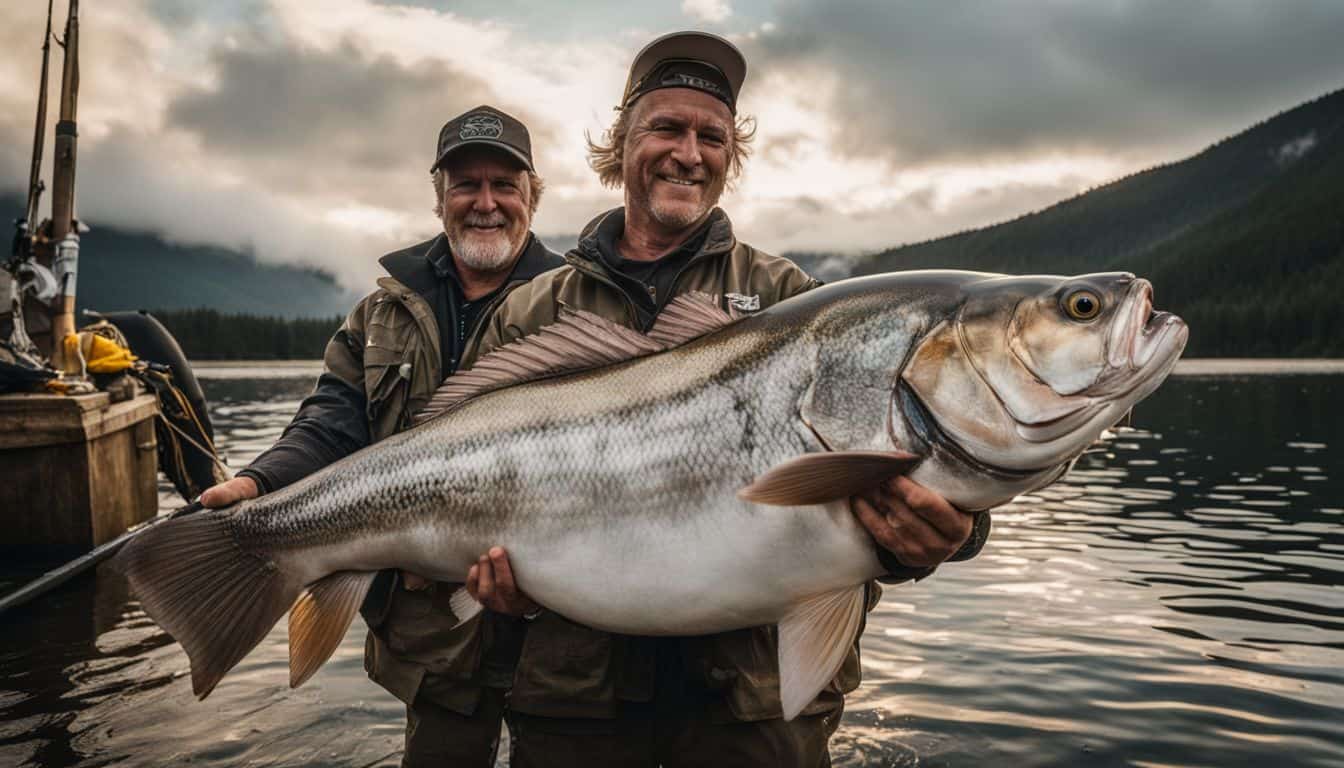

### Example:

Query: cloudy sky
xmin=2 ymin=0 xmax=1341 ymax=288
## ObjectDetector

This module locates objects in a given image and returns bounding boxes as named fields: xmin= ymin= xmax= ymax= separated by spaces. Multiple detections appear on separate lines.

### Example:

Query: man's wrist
xmin=875 ymin=545 xmax=937 ymax=584
xmin=235 ymin=468 xmax=272 ymax=495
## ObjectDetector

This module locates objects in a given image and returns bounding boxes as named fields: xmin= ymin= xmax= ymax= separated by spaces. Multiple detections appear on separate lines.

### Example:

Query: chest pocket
xmin=363 ymin=298 xmax=420 ymax=435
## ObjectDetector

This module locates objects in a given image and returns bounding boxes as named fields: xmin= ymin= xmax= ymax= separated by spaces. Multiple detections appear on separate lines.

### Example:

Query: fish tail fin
xmin=288 ymin=571 xmax=377 ymax=688
xmin=114 ymin=510 xmax=302 ymax=699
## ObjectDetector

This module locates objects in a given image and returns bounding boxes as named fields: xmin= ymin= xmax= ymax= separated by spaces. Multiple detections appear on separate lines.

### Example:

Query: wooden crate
xmin=0 ymin=391 xmax=159 ymax=553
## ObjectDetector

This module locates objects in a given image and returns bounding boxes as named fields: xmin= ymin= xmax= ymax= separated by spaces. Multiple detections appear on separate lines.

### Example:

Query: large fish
xmin=116 ymin=270 xmax=1187 ymax=718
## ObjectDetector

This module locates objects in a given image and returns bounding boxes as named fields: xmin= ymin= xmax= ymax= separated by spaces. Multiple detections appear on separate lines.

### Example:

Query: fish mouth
xmin=1097 ymin=279 xmax=1187 ymax=398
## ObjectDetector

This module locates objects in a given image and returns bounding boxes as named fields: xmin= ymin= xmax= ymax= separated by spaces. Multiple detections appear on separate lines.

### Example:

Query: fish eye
xmin=1063 ymin=290 xmax=1102 ymax=321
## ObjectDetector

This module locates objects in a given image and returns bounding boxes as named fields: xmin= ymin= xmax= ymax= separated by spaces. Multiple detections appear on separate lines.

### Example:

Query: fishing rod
xmin=47 ymin=0 xmax=82 ymax=373
xmin=10 ymin=0 xmax=55 ymax=269
xmin=4 ymin=0 xmax=57 ymax=359
xmin=0 ymin=501 xmax=206 ymax=616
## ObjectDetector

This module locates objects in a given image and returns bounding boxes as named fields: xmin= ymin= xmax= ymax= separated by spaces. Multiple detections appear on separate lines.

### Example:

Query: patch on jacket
xmin=725 ymin=293 xmax=761 ymax=312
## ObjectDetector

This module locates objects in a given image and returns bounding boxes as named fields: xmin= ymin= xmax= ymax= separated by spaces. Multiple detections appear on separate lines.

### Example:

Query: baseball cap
xmin=431 ymin=105 xmax=534 ymax=173
xmin=621 ymin=31 xmax=747 ymax=114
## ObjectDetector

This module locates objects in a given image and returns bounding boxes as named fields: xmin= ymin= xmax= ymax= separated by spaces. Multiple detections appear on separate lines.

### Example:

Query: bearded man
xmin=456 ymin=33 xmax=991 ymax=768
xmin=200 ymin=105 xmax=562 ymax=767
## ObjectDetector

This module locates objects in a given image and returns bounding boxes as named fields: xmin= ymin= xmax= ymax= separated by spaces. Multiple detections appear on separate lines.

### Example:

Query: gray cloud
xmin=165 ymin=38 xmax=560 ymax=212
xmin=732 ymin=175 xmax=1089 ymax=259
xmin=748 ymin=0 xmax=1344 ymax=166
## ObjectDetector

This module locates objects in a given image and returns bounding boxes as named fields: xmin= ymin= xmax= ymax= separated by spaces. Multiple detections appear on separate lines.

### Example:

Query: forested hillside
xmin=2 ymin=194 xmax=358 ymax=318
xmin=150 ymin=308 xmax=342 ymax=360
xmin=851 ymin=88 xmax=1344 ymax=355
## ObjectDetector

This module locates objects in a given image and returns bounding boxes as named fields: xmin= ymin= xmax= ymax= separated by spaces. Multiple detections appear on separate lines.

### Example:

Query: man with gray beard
xmin=200 ymin=105 xmax=562 ymax=766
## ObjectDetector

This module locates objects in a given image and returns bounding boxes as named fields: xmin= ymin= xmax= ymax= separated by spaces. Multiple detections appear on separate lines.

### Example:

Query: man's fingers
xmin=891 ymin=475 xmax=972 ymax=543
xmin=466 ymin=564 xmax=480 ymax=599
xmin=489 ymin=547 xmax=516 ymax=598
xmin=200 ymin=476 xmax=259 ymax=508
xmin=851 ymin=493 xmax=900 ymax=551
xmin=885 ymin=505 xmax=945 ymax=566
xmin=476 ymin=555 xmax=495 ymax=602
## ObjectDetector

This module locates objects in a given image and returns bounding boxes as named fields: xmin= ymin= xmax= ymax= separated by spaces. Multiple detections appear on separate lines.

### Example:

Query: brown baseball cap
xmin=431 ymin=105 xmax=534 ymax=173
xmin=621 ymin=31 xmax=747 ymax=114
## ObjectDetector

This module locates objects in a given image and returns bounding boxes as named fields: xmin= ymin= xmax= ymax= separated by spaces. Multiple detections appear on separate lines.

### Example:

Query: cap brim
xmin=624 ymin=31 xmax=746 ymax=106
xmin=431 ymin=139 xmax=534 ymax=173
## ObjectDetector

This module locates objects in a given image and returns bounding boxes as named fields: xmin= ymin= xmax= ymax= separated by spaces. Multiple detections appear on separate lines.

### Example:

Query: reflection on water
xmin=2 ymin=365 xmax=1341 ymax=767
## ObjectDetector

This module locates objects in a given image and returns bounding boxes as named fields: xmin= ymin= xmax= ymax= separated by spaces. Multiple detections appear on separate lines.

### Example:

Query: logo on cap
xmin=664 ymin=73 xmax=724 ymax=97
xmin=460 ymin=113 xmax=504 ymax=140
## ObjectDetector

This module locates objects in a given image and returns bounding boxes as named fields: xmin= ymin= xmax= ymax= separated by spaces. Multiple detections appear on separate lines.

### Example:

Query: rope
xmin=154 ymin=408 xmax=231 ymax=478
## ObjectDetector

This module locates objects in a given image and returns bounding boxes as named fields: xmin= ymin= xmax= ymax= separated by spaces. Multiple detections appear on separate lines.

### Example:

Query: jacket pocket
xmin=362 ymin=298 xmax=426 ymax=434
xmin=509 ymin=613 xmax=620 ymax=718
xmin=377 ymin=582 xmax=483 ymax=681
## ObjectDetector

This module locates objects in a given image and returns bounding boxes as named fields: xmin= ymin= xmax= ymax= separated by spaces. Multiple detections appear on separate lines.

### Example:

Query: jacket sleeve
xmin=237 ymin=298 xmax=374 ymax=493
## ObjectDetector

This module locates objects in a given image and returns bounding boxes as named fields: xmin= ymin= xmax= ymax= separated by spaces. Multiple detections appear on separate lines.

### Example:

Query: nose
xmin=474 ymin=183 xmax=497 ymax=212
xmin=671 ymin=131 xmax=702 ymax=168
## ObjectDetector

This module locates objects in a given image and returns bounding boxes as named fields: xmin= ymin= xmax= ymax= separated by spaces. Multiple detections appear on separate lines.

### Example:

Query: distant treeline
xmin=152 ymin=308 xmax=341 ymax=360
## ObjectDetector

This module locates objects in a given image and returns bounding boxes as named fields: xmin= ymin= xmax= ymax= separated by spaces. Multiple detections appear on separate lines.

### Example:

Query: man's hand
xmin=466 ymin=546 xmax=539 ymax=617
xmin=200 ymin=476 xmax=259 ymax=508
xmin=851 ymin=476 xmax=973 ymax=568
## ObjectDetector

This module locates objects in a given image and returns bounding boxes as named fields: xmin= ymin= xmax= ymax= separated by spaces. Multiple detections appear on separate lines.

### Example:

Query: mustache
xmin=461 ymin=212 xmax=509 ymax=228
xmin=659 ymin=164 xmax=707 ymax=182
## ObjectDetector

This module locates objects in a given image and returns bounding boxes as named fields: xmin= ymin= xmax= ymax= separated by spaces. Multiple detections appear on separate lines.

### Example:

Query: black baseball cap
xmin=431 ymin=105 xmax=534 ymax=173
xmin=622 ymin=31 xmax=747 ymax=114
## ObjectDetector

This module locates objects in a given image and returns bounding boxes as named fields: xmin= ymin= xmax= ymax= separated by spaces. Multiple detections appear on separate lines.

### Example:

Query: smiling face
xmin=621 ymin=88 xmax=733 ymax=237
xmin=439 ymin=146 xmax=533 ymax=273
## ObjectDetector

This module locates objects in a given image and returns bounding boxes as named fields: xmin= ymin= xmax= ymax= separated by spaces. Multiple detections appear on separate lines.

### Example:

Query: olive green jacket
xmin=304 ymin=234 xmax=561 ymax=715
xmin=462 ymin=208 xmax=871 ymax=722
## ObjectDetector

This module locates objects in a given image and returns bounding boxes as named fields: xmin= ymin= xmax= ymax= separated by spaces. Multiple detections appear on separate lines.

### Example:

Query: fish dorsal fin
xmin=412 ymin=309 xmax=664 ymax=425
xmin=412 ymin=292 xmax=741 ymax=425
xmin=647 ymin=291 xmax=743 ymax=346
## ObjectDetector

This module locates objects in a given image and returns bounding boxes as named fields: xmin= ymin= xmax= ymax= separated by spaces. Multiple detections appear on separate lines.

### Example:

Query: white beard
xmin=451 ymin=230 xmax=517 ymax=272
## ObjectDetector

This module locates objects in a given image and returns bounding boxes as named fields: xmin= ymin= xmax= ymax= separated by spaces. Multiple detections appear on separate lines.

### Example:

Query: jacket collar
xmin=378 ymin=231 xmax=560 ymax=301
xmin=568 ymin=206 xmax=735 ymax=273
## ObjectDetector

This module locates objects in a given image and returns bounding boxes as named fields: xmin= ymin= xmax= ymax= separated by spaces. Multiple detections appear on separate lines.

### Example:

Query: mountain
xmin=850 ymin=88 xmax=1344 ymax=356
xmin=3 ymin=194 xmax=358 ymax=318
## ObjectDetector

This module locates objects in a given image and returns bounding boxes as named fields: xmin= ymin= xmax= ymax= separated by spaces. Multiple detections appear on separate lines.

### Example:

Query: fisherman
xmin=199 ymin=105 xmax=563 ymax=766
xmin=459 ymin=32 xmax=991 ymax=767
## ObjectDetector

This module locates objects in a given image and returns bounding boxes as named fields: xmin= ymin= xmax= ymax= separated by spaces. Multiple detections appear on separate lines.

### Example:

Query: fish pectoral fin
xmin=448 ymin=586 xmax=484 ymax=629
xmin=738 ymin=450 xmax=919 ymax=506
xmin=777 ymin=585 xmax=867 ymax=721
xmin=288 ymin=571 xmax=377 ymax=689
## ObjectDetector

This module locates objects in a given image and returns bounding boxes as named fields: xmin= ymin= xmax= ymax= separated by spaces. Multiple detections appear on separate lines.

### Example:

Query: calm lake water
xmin=2 ymin=361 xmax=1341 ymax=767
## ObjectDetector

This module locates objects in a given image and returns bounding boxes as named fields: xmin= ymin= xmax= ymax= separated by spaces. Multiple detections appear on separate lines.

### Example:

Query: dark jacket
xmin=239 ymin=232 xmax=562 ymax=713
